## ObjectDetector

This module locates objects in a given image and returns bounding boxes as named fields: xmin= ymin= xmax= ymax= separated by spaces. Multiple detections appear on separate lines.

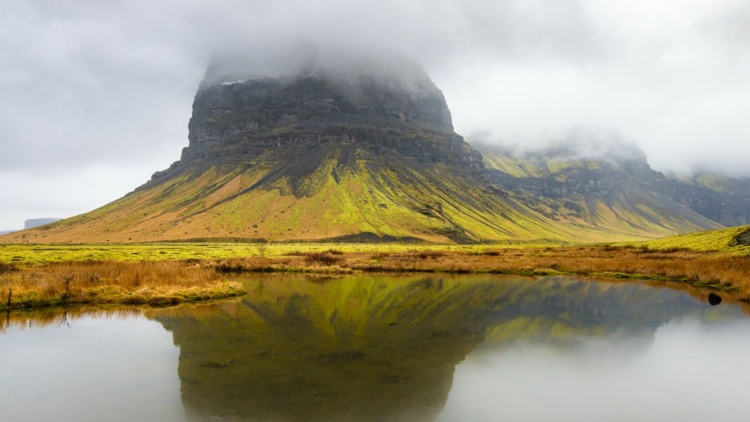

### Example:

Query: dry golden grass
xmin=0 ymin=260 xmax=244 ymax=310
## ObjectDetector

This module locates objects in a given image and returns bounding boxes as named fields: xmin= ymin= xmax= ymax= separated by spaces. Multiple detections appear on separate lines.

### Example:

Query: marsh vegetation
xmin=0 ymin=260 xmax=244 ymax=310
xmin=2 ymin=236 xmax=749 ymax=310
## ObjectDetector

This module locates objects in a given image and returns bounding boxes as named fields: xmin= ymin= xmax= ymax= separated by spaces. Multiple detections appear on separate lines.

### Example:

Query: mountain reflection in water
xmin=149 ymin=274 xmax=740 ymax=422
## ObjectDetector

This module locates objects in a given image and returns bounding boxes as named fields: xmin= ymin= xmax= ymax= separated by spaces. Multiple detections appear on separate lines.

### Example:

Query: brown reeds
xmin=0 ymin=260 xmax=244 ymax=310
xmin=305 ymin=252 xmax=344 ymax=266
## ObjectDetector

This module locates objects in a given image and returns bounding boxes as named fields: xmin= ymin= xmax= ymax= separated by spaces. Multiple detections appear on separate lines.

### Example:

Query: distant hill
xmin=24 ymin=218 xmax=61 ymax=229
xmin=1 ymin=54 xmax=744 ymax=244
xmin=0 ymin=218 xmax=60 ymax=237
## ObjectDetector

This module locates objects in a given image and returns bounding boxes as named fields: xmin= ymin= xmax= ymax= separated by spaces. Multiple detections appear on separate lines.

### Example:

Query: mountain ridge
xmin=476 ymin=142 xmax=749 ymax=231
xmin=1 ymin=57 xmax=744 ymax=244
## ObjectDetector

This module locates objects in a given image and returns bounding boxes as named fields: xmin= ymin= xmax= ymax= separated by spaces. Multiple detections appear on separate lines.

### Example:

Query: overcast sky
xmin=1 ymin=0 xmax=749 ymax=230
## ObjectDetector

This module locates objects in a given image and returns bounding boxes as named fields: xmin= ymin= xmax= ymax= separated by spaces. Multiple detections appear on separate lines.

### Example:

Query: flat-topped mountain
xmin=150 ymin=55 xmax=482 ymax=188
xmin=0 ymin=55 xmax=735 ymax=244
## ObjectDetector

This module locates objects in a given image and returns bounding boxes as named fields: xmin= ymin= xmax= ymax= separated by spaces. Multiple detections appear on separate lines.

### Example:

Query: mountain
xmin=0 ymin=55 xmax=738 ymax=244
xmin=634 ymin=224 xmax=750 ymax=253
xmin=666 ymin=173 xmax=750 ymax=226
xmin=476 ymin=142 xmax=748 ymax=236
xmin=0 ymin=57 xmax=575 ymax=244
xmin=0 ymin=218 xmax=60 ymax=236
xmin=24 ymin=218 xmax=61 ymax=229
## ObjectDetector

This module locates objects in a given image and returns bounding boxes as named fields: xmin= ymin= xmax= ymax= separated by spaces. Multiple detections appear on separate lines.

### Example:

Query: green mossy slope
xmin=628 ymin=225 xmax=750 ymax=253
xmin=4 ymin=144 xmax=596 ymax=244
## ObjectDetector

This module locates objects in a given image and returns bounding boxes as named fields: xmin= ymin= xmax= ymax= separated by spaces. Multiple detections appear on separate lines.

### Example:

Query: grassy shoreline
xmin=212 ymin=246 xmax=750 ymax=297
xmin=2 ymin=241 xmax=749 ymax=310
xmin=0 ymin=260 xmax=245 ymax=311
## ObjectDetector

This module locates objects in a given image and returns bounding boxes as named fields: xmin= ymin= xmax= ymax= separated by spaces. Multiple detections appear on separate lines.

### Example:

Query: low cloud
xmin=470 ymin=128 xmax=648 ymax=166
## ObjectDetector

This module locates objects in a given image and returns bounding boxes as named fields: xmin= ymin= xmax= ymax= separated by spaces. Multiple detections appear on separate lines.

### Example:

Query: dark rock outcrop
xmin=476 ymin=143 xmax=750 ymax=228
xmin=662 ymin=177 xmax=750 ymax=227
xmin=733 ymin=229 xmax=750 ymax=246
xmin=150 ymin=57 xmax=484 ymax=186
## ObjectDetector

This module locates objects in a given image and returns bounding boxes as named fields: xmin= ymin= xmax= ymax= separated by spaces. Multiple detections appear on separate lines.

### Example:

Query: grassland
xmin=2 ymin=225 xmax=749 ymax=310
xmin=0 ymin=241 xmax=558 ymax=265
xmin=0 ymin=259 xmax=244 ymax=310
xmin=628 ymin=224 xmax=750 ymax=253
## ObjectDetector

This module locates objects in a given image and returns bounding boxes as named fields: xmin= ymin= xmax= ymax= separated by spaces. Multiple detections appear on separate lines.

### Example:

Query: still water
xmin=1 ymin=275 xmax=749 ymax=422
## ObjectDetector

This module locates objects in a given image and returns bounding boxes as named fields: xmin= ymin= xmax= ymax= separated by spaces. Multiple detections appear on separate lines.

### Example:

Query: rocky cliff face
xmin=662 ymin=176 xmax=750 ymax=226
xmin=150 ymin=59 xmax=483 ymax=185
xmin=9 ymin=57 xmax=567 ymax=244
xmin=477 ymin=143 xmax=749 ymax=229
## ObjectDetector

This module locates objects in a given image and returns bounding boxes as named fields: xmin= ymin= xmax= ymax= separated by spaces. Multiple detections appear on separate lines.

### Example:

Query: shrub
xmin=0 ymin=262 xmax=19 ymax=274
xmin=415 ymin=251 xmax=445 ymax=260
xmin=305 ymin=252 xmax=342 ymax=266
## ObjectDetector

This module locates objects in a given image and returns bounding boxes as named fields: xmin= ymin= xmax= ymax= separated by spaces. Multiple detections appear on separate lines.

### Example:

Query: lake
xmin=1 ymin=274 xmax=749 ymax=421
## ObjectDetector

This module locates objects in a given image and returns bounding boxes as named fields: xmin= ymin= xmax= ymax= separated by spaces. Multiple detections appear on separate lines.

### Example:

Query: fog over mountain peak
xmin=202 ymin=45 xmax=437 ymax=95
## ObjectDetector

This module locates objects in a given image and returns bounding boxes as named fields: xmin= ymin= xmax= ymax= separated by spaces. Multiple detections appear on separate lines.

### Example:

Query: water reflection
xmin=0 ymin=308 xmax=184 ymax=422
xmin=439 ymin=318 xmax=750 ymax=422
xmin=154 ymin=275 xmax=489 ymax=422
xmin=149 ymin=275 xmax=746 ymax=422
xmin=1 ymin=275 xmax=747 ymax=422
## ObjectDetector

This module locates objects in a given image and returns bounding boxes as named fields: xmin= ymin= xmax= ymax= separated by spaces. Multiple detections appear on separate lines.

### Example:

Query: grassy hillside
xmin=2 ymin=143 xmax=675 ymax=245
xmin=1 ymin=141 xmax=732 ymax=245
xmin=627 ymin=225 xmax=750 ymax=253
xmin=479 ymin=147 xmax=723 ymax=241
xmin=4 ymin=148 xmax=720 ymax=245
